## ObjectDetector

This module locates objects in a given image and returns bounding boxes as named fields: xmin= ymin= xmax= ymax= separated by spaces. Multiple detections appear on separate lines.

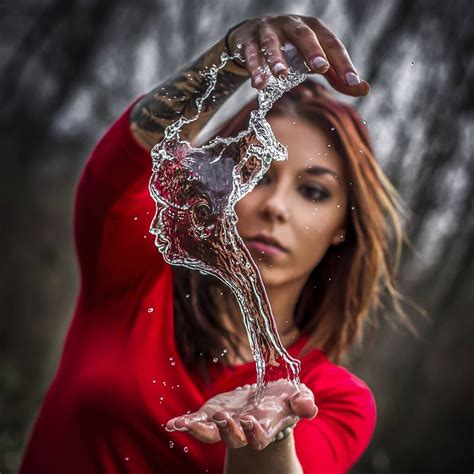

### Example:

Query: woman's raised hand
xmin=165 ymin=380 xmax=317 ymax=450
xmin=227 ymin=15 xmax=370 ymax=96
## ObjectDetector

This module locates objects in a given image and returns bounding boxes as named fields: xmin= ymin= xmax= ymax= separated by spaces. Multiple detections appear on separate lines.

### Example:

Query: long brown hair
xmin=173 ymin=79 xmax=415 ymax=383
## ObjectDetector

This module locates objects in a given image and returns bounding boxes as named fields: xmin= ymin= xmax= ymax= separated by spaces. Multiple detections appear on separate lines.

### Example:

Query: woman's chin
xmin=253 ymin=263 xmax=286 ymax=288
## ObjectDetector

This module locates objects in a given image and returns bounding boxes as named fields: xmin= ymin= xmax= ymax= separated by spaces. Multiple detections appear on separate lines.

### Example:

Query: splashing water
xmin=149 ymin=44 xmax=310 ymax=401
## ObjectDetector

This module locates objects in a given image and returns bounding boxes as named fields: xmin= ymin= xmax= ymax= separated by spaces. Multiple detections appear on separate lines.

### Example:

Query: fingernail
xmin=345 ymin=71 xmax=361 ymax=86
xmin=213 ymin=419 xmax=228 ymax=428
xmin=254 ymin=74 xmax=263 ymax=86
xmin=311 ymin=56 xmax=329 ymax=71
xmin=174 ymin=426 xmax=188 ymax=432
xmin=272 ymin=62 xmax=286 ymax=73
xmin=240 ymin=419 xmax=253 ymax=430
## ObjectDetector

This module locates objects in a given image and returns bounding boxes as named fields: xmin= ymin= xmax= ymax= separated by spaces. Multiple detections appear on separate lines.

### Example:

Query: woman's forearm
xmin=129 ymin=36 xmax=249 ymax=150
xmin=224 ymin=432 xmax=304 ymax=474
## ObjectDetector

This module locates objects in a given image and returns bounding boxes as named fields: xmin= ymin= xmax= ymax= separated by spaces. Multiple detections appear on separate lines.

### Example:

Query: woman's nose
xmin=258 ymin=191 xmax=290 ymax=222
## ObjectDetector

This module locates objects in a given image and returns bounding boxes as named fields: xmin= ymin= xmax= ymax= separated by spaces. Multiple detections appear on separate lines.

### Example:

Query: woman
xmin=19 ymin=15 xmax=406 ymax=474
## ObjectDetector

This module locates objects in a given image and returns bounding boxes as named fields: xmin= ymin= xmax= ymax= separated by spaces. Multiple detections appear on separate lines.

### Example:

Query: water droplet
xmin=327 ymin=144 xmax=331 ymax=148
xmin=351 ymin=206 xmax=356 ymax=210
xmin=160 ymin=396 xmax=164 ymax=401
xmin=363 ymin=119 xmax=367 ymax=125
xmin=162 ymin=381 xmax=167 ymax=386
xmin=213 ymin=357 xmax=219 ymax=363
xmin=133 ymin=216 xmax=138 ymax=221
xmin=411 ymin=61 xmax=414 ymax=66
xmin=185 ymin=293 xmax=190 ymax=299
xmin=330 ymin=126 xmax=335 ymax=131
xmin=183 ymin=446 xmax=189 ymax=453
xmin=143 ymin=235 xmax=147 ymax=239
xmin=152 ymin=379 xmax=157 ymax=383
xmin=169 ymin=441 xmax=174 ymax=448
xmin=125 ymin=457 xmax=130 ymax=461
xmin=147 ymin=307 xmax=154 ymax=313
xmin=236 ymin=41 xmax=243 ymax=49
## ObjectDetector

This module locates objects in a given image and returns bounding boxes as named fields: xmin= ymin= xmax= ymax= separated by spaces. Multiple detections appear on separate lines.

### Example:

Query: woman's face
xmin=235 ymin=114 xmax=349 ymax=289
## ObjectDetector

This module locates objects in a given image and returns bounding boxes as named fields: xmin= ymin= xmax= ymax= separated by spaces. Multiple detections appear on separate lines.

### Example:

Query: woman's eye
xmin=301 ymin=185 xmax=330 ymax=202
xmin=255 ymin=176 xmax=329 ymax=202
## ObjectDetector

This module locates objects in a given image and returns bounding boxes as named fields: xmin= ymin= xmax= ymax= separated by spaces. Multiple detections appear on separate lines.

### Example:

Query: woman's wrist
xmin=130 ymin=36 xmax=248 ymax=149
xmin=224 ymin=430 xmax=303 ymax=474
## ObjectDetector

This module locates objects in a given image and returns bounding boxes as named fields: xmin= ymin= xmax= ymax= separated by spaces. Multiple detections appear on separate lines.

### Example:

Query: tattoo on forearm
xmin=130 ymin=38 xmax=249 ymax=149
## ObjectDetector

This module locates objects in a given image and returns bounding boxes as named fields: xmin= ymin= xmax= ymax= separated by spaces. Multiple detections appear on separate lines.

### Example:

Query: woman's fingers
xmin=182 ymin=420 xmax=221 ymax=443
xmin=165 ymin=416 xmax=188 ymax=432
xmin=228 ymin=15 xmax=369 ymax=96
xmin=290 ymin=390 xmax=318 ymax=419
xmin=282 ymin=19 xmax=330 ymax=74
xmin=306 ymin=17 xmax=370 ymax=96
xmin=240 ymin=415 xmax=272 ymax=450
xmin=256 ymin=24 xmax=288 ymax=79
xmin=243 ymin=40 xmax=269 ymax=90
xmin=212 ymin=411 xmax=248 ymax=448
xmin=324 ymin=67 xmax=371 ymax=96
xmin=166 ymin=411 xmax=220 ymax=443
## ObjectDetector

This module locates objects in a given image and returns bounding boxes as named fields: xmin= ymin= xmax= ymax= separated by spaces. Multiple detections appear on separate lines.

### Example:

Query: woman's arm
xmin=224 ymin=432 xmax=303 ymax=474
xmin=130 ymin=14 xmax=370 ymax=151
xmin=129 ymin=36 xmax=250 ymax=150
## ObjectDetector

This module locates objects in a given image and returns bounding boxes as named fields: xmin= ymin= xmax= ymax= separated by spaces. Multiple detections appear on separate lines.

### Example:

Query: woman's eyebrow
xmin=301 ymin=165 xmax=338 ymax=178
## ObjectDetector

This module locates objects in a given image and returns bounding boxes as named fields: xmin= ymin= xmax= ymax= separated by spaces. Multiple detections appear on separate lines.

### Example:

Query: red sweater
xmin=19 ymin=100 xmax=376 ymax=474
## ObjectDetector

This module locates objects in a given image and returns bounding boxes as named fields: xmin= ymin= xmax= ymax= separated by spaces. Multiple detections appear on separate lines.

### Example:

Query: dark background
xmin=1 ymin=0 xmax=473 ymax=472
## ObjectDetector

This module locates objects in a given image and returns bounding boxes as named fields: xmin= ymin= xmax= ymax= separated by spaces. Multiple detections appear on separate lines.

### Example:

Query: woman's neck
xmin=216 ymin=303 xmax=301 ymax=366
xmin=212 ymin=275 xmax=308 ymax=365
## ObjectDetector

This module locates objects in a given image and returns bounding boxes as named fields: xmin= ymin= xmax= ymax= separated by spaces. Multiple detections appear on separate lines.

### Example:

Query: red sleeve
xmin=295 ymin=366 xmax=377 ymax=474
xmin=74 ymin=98 xmax=168 ymax=303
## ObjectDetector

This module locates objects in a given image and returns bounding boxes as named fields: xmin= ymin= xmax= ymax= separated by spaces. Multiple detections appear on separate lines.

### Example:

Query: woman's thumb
xmin=290 ymin=392 xmax=318 ymax=419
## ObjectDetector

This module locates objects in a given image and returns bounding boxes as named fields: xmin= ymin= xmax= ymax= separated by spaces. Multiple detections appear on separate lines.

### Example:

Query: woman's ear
xmin=331 ymin=229 xmax=346 ymax=245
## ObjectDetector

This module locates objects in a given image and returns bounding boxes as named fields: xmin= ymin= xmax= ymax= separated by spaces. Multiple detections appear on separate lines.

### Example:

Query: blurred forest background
xmin=1 ymin=0 xmax=473 ymax=472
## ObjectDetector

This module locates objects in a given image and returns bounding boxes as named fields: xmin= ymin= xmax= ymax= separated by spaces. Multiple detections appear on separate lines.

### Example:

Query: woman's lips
xmin=245 ymin=239 xmax=287 ymax=256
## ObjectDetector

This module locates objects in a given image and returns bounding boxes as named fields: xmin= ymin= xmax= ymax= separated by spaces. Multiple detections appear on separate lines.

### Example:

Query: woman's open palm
xmin=166 ymin=380 xmax=317 ymax=450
